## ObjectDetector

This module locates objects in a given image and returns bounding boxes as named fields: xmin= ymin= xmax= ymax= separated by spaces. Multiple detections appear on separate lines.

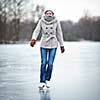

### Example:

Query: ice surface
xmin=0 ymin=42 xmax=100 ymax=100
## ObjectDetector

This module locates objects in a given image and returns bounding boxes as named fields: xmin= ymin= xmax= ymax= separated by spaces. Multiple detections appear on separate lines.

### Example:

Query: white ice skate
xmin=38 ymin=82 xmax=46 ymax=90
xmin=46 ymin=81 xmax=50 ymax=88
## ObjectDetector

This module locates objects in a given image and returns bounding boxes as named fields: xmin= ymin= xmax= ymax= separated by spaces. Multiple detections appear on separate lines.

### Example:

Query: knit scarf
xmin=44 ymin=16 xmax=55 ymax=22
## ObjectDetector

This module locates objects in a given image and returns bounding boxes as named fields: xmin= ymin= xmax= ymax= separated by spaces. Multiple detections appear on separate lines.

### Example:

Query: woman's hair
xmin=44 ymin=10 xmax=54 ymax=15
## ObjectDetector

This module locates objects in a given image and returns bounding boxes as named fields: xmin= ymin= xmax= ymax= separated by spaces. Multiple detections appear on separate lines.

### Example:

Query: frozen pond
xmin=0 ymin=42 xmax=100 ymax=100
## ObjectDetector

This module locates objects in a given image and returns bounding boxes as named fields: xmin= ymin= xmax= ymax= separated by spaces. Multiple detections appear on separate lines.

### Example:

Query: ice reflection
xmin=39 ymin=89 xmax=51 ymax=100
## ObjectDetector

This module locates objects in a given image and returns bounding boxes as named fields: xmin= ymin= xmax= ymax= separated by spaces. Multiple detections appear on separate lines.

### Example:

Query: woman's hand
xmin=60 ymin=46 xmax=65 ymax=53
xmin=30 ymin=39 xmax=36 ymax=47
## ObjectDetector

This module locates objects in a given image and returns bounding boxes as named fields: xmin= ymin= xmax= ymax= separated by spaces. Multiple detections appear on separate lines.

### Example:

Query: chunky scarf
xmin=44 ymin=16 xmax=55 ymax=22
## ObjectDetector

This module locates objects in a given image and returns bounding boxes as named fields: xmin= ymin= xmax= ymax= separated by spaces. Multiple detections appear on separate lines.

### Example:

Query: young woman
xmin=30 ymin=10 xmax=65 ymax=89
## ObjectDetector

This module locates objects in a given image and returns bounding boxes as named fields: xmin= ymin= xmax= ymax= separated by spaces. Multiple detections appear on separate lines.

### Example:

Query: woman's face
xmin=45 ymin=11 xmax=53 ymax=17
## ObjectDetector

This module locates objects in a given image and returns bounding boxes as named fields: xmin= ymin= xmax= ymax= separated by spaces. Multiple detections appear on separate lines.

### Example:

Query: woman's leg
xmin=40 ymin=48 xmax=48 ymax=83
xmin=46 ymin=48 xmax=57 ymax=81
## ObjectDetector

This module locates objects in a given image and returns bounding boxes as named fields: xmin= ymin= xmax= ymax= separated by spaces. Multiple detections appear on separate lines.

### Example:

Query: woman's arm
xmin=30 ymin=20 xmax=41 ymax=47
xmin=32 ymin=20 xmax=41 ymax=40
xmin=56 ymin=21 xmax=64 ymax=47
xmin=56 ymin=21 xmax=65 ymax=53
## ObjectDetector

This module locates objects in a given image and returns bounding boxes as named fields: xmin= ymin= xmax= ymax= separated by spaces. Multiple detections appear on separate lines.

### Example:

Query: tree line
xmin=0 ymin=0 xmax=44 ymax=44
xmin=61 ymin=15 xmax=100 ymax=41
xmin=0 ymin=0 xmax=100 ymax=44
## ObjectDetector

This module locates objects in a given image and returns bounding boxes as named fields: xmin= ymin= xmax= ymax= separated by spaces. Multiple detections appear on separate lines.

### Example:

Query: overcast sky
xmin=29 ymin=0 xmax=100 ymax=22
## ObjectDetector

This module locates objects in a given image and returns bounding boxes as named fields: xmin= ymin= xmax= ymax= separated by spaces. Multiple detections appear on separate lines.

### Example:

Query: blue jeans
xmin=40 ymin=48 xmax=57 ymax=83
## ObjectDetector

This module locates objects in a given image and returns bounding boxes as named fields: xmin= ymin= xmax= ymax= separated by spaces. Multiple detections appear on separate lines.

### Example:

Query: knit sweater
xmin=32 ymin=16 xmax=64 ymax=48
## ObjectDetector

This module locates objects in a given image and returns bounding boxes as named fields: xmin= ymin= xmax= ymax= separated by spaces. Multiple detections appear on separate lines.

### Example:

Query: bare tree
xmin=30 ymin=4 xmax=44 ymax=40
xmin=31 ymin=4 xmax=44 ymax=22
xmin=7 ymin=0 xmax=28 ymax=41
xmin=0 ymin=0 xmax=28 ymax=42
xmin=0 ymin=0 xmax=9 ymax=42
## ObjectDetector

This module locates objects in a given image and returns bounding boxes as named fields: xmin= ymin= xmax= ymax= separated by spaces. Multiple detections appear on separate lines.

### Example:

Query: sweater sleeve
xmin=56 ymin=21 xmax=64 ymax=47
xmin=32 ymin=20 xmax=41 ymax=40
